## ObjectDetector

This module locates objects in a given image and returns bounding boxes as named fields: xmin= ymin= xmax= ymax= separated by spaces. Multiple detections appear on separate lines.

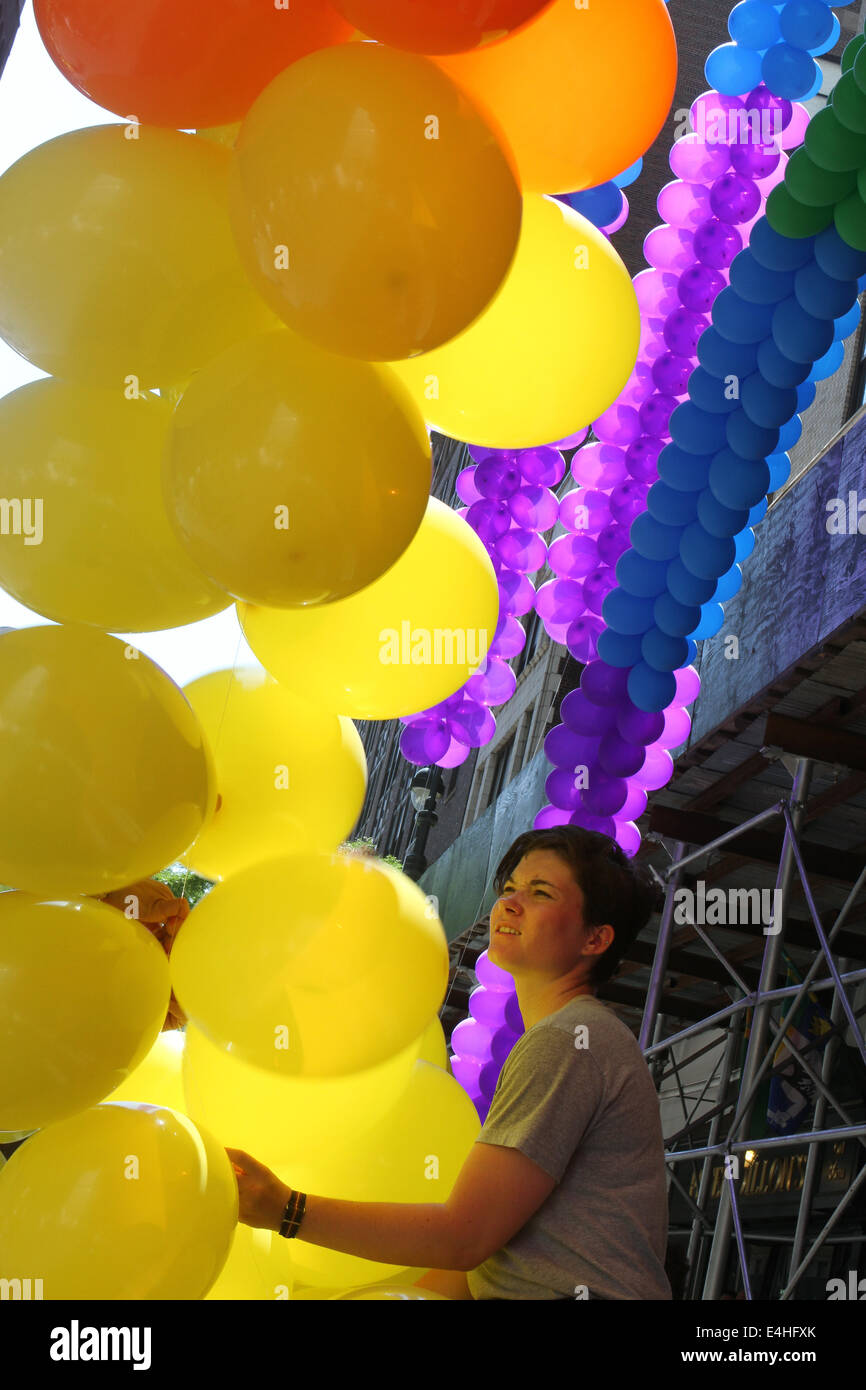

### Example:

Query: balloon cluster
xmin=399 ymin=441 xmax=573 ymax=768
xmin=708 ymin=0 xmax=847 ymax=102
xmin=450 ymin=950 xmax=524 ymax=1123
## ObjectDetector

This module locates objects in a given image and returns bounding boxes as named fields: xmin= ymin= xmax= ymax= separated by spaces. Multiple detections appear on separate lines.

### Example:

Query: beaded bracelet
xmin=279 ymin=1190 xmax=306 ymax=1239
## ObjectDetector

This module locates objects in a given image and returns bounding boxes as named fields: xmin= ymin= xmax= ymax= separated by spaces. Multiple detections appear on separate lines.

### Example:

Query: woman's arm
xmin=413 ymin=1268 xmax=474 ymax=1299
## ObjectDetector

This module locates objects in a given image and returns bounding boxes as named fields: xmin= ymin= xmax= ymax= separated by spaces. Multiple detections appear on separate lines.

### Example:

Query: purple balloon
xmin=571 ymin=442 xmax=628 ymax=488
xmin=561 ymin=688 xmax=617 ymax=736
xmin=400 ymin=718 xmax=451 ymax=765
xmin=673 ymin=664 xmax=701 ymax=706
xmin=620 ymin=782 xmax=649 ymax=821
xmin=450 ymin=1017 xmax=495 ymax=1062
xmin=690 ymin=90 xmax=743 ymax=143
xmin=437 ymin=735 xmax=472 ymax=768
xmin=678 ymin=264 xmax=726 ymax=314
xmin=582 ymin=774 xmax=628 ymax=817
xmin=569 ymin=809 xmax=616 ymax=836
xmin=669 ymin=133 xmax=731 ymax=183
xmin=475 ymin=456 xmax=523 ymax=499
xmin=491 ymin=1027 xmax=521 ymax=1066
xmin=544 ymin=724 xmax=600 ymax=769
xmin=534 ymin=803 xmax=578 ymax=830
xmin=613 ymin=820 xmax=642 ymax=857
xmin=448 ymin=699 xmax=496 ymax=748
xmin=651 ymin=354 xmax=693 ymax=398
xmin=596 ymin=522 xmax=630 ymax=568
xmin=560 ymin=488 xmax=611 ymax=533
xmin=598 ymin=730 xmax=647 ymax=778
xmin=610 ymin=479 xmax=650 ymax=525
xmin=633 ymin=268 xmax=680 ymax=314
xmin=546 ymin=767 xmax=585 ymax=811
xmin=657 ymin=179 xmax=712 ymax=230
xmin=479 ymin=1058 xmax=504 ymax=1102
xmin=491 ymin=612 xmax=526 ymax=659
xmin=639 ymin=393 xmax=678 ymax=437
xmin=508 ymin=484 xmax=559 ymax=531
xmin=547 ymin=426 xmax=589 ymax=450
xmin=495 ymin=527 xmax=547 ymax=572
xmin=658 ymin=705 xmax=692 ymax=749
xmin=632 ymin=744 xmax=675 ymax=790
xmin=535 ymin=576 xmax=585 ymax=628
xmin=456 ymin=465 xmax=482 ymax=505
xmin=464 ymin=656 xmax=517 ymax=707
xmin=498 ymin=569 xmax=536 ymax=617
xmin=664 ymin=307 xmax=709 ymax=357
xmin=744 ymin=83 xmax=792 ymax=135
xmin=518 ymin=445 xmax=565 ymax=487
xmin=474 ymin=949 xmax=513 ymax=991
xmin=644 ymin=224 xmax=695 ymax=272
xmin=466 ymin=498 xmax=511 ymax=544
xmin=617 ymin=704 xmax=666 ymax=744
xmin=548 ymin=533 xmax=600 ymax=579
xmin=582 ymin=567 xmax=617 ymax=614
xmin=779 ymin=102 xmax=808 ymax=151
xmin=730 ymin=138 xmax=780 ymax=180
xmin=467 ymin=444 xmax=517 ymax=465
xmin=710 ymin=172 xmax=760 ymax=225
xmin=566 ymin=615 xmax=603 ymax=662
xmin=592 ymin=403 xmax=641 ymax=447
xmin=581 ymin=660 xmax=629 ymax=707
xmin=693 ymin=217 xmax=743 ymax=269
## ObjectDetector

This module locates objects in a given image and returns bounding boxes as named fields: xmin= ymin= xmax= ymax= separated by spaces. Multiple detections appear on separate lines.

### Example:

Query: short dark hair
xmin=492 ymin=826 xmax=662 ymax=986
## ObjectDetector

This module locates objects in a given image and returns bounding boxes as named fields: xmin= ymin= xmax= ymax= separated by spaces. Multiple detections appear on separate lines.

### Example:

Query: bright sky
xmin=0 ymin=2 xmax=258 ymax=685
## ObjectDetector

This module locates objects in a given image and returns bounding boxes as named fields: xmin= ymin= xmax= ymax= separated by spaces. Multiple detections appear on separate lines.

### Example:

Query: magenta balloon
xmin=448 ymin=698 xmax=496 ymax=747
xmin=597 ymin=730 xmax=647 ymax=778
xmin=469 ymin=987 xmax=508 ymax=1028
xmin=518 ymin=446 xmax=565 ymax=487
xmin=639 ymin=392 xmax=677 ymax=437
xmin=581 ymin=660 xmax=629 ymax=707
xmin=613 ymin=820 xmax=642 ymax=857
xmin=450 ymin=1053 xmax=484 ymax=1096
xmin=467 ymin=445 xmax=517 ymax=465
xmin=644 ymin=224 xmax=695 ymax=272
xmin=547 ymin=426 xmax=589 ymax=450
xmin=657 ymin=179 xmax=712 ymax=230
xmin=602 ymin=190 xmax=629 ymax=235
xmin=571 ymin=442 xmax=628 ymax=488
xmin=779 ymin=103 xmax=808 ymax=151
xmin=620 ymin=782 xmax=648 ymax=821
xmin=546 ymin=768 xmax=584 ymax=811
xmin=437 ymin=735 xmax=472 ymax=768
xmin=548 ymin=534 xmax=599 ymax=580
xmin=465 ymin=655 xmax=517 ymax=707
xmin=582 ymin=774 xmax=628 ymax=817
xmin=633 ymin=269 xmax=680 ymax=314
xmin=674 ymin=664 xmax=701 ymax=706
xmin=617 ymin=704 xmax=666 ymax=745
xmin=632 ymin=744 xmax=675 ymax=790
xmin=610 ymin=479 xmax=650 ymax=526
xmin=495 ymin=527 xmax=547 ymax=573
xmin=450 ymin=1017 xmax=495 ymax=1062
xmin=669 ymin=133 xmax=731 ymax=183
xmin=544 ymin=724 xmax=599 ymax=769
xmin=560 ymin=489 xmax=610 ymax=533
xmin=592 ymin=403 xmax=640 ymax=447
xmin=466 ymin=498 xmax=511 ymax=543
xmin=474 ymin=950 xmax=513 ymax=991
xmin=456 ymin=465 xmax=482 ymax=505
xmin=475 ymin=457 xmax=523 ymax=499
xmin=582 ymin=566 xmax=616 ymax=615
xmin=499 ymin=569 xmax=536 ymax=617
xmin=400 ymin=719 xmax=451 ymax=765
xmin=658 ymin=705 xmax=692 ymax=749
xmin=561 ymin=688 xmax=617 ymax=736
xmin=566 ymin=615 xmax=603 ymax=663
xmin=534 ymin=803 xmax=576 ymax=830
xmin=491 ymin=612 xmax=526 ymax=659
xmin=535 ymin=576 xmax=585 ymax=626
xmin=690 ymin=90 xmax=743 ymax=140
xmin=508 ymin=484 xmax=558 ymax=531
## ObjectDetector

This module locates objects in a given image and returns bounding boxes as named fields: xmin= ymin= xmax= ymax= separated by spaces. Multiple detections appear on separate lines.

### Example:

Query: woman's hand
xmin=226 ymin=1148 xmax=292 ymax=1232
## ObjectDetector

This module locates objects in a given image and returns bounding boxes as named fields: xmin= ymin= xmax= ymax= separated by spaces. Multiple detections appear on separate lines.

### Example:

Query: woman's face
xmin=488 ymin=848 xmax=605 ymax=981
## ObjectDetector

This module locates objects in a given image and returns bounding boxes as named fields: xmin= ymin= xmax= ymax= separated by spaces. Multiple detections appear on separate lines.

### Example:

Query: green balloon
xmin=853 ymin=42 xmax=866 ymax=94
xmin=806 ymin=109 xmax=866 ymax=174
xmin=785 ymin=148 xmax=856 ymax=209
xmin=832 ymin=73 xmax=866 ymax=137
xmin=835 ymin=191 xmax=866 ymax=253
xmin=765 ymin=185 xmax=834 ymax=240
xmin=842 ymin=32 xmax=865 ymax=76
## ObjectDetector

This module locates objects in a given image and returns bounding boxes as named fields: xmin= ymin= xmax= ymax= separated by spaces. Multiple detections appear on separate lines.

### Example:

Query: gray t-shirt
xmin=466 ymin=994 xmax=671 ymax=1301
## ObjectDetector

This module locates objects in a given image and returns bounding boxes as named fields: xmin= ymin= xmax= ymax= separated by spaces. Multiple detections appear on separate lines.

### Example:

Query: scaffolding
xmin=639 ymin=754 xmax=866 ymax=1300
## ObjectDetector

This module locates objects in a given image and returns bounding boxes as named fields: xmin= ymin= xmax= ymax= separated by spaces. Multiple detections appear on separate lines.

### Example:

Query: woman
xmin=229 ymin=825 xmax=672 ymax=1300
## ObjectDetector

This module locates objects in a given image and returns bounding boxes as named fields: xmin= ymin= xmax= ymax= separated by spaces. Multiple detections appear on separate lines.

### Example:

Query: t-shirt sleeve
xmin=475 ymin=1024 xmax=605 ymax=1182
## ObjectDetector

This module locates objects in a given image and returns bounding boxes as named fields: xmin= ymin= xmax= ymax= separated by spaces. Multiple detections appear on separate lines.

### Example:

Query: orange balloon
xmin=34 ymin=0 xmax=352 ymax=129
xmin=333 ymin=0 xmax=554 ymax=53
xmin=437 ymin=0 xmax=677 ymax=193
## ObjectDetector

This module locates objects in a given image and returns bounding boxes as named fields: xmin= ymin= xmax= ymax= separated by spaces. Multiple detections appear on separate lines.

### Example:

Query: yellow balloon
xmin=164 ymin=329 xmax=431 ymax=607
xmin=171 ymin=854 xmax=449 ymax=1077
xmin=0 ymin=124 xmax=276 ymax=387
xmin=0 ymin=1103 xmax=237 ymax=1299
xmin=181 ymin=666 xmax=367 ymax=880
xmin=205 ymin=1224 xmax=286 ymax=1301
xmin=330 ymin=1285 xmax=450 ymax=1300
xmin=418 ymin=1014 xmax=449 ymax=1070
xmin=0 ymin=894 xmax=170 ymax=1132
xmin=108 ymin=1029 xmax=187 ymax=1113
xmin=389 ymin=195 xmax=639 ymax=448
xmin=275 ymin=1060 xmax=480 ymax=1288
xmin=229 ymin=43 xmax=521 ymax=360
xmin=239 ymin=498 xmax=499 ymax=718
xmin=0 ymin=380 xmax=230 ymax=631
xmin=182 ymin=1021 xmax=422 ymax=1168
xmin=0 ymin=626 xmax=216 ymax=897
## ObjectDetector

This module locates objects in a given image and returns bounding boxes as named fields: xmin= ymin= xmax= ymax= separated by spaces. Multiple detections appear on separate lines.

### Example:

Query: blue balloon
xmin=777 ymin=414 xmax=802 ymax=451
xmin=729 ymin=1 xmax=781 ymax=48
xmin=698 ymin=327 xmax=760 ymax=380
xmin=749 ymin=218 xmax=814 ymax=272
xmin=708 ymin=449 xmax=771 ymax=508
xmin=706 ymin=42 xmax=764 ymax=95
xmin=596 ymin=629 xmax=644 ymax=668
xmin=713 ymin=564 xmax=744 ymax=601
xmin=809 ymin=340 xmax=844 ymax=380
xmin=602 ymin=588 xmax=656 ymax=635
xmin=613 ymin=157 xmax=643 ymax=189
xmin=685 ymin=639 xmax=699 ymax=665
xmin=642 ymin=626 xmax=690 ymax=673
xmin=667 ymin=557 xmax=718 ymax=606
xmin=833 ymin=301 xmax=861 ymax=341
xmin=616 ymin=549 xmax=670 ymax=597
xmin=772 ymin=297 xmax=834 ymax=363
xmin=756 ymin=336 xmax=812 ymax=386
xmin=647 ymin=481 xmax=701 ymax=526
xmin=560 ymin=181 xmax=623 ymax=228
xmin=627 ymin=661 xmax=678 ymax=714
xmin=657 ymin=443 xmax=715 ymax=492
xmin=698 ymin=489 xmax=751 ymax=537
xmin=654 ymin=591 xmax=702 ymax=637
xmin=714 ymin=288 xmax=776 ymax=345
xmin=762 ymin=42 xmax=819 ymax=100
xmin=859 ymin=272 xmax=866 ymax=294
xmin=780 ymin=0 xmax=834 ymax=51
xmin=740 ymin=372 xmax=798 ymax=427
xmin=727 ymin=408 xmax=781 ymax=459
xmin=814 ymin=226 xmax=866 ymax=282
xmin=680 ymin=523 xmax=738 ymax=579
xmin=688 ymin=602 xmax=726 ymax=640
xmin=670 ymin=403 xmax=730 ymax=454
xmin=798 ymin=62 xmax=824 ymax=101
xmin=766 ymin=452 xmax=792 ymax=489
xmin=794 ymin=264 xmax=859 ymax=320
xmin=688 ymin=366 xmax=741 ymax=414
xmin=730 ymin=249 xmax=794 ymax=305
xmin=734 ymin=527 xmax=756 ymax=562
xmin=747 ymin=495 xmax=768 ymax=526
xmin=809 ymin=14 xmax=840 ymax=58
xmin=796 ymin=379 xmax=816 ymax=412
xmin=630 ymin=512 xmax=685 ymax=562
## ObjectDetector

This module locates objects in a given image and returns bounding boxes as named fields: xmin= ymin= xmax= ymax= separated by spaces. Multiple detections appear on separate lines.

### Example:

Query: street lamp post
xmin=403 ymin=764 xmax=444 ymax=882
